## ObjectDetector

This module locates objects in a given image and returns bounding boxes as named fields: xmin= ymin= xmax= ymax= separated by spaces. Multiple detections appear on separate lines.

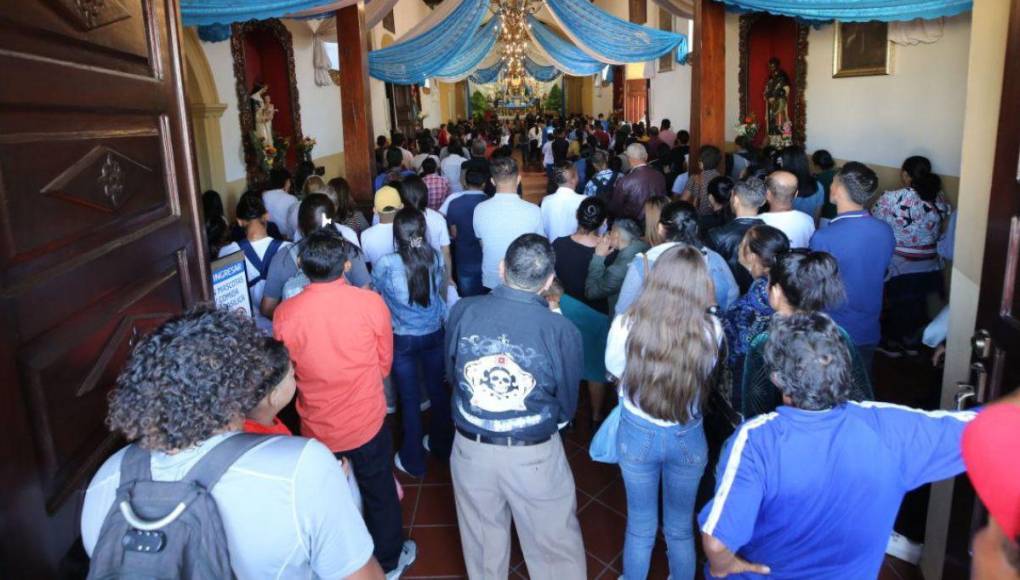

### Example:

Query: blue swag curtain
xmin=714 ymin=0 xmax=970 ymax=21
xmin=469 ymin=60 xmax=505 ymax=84
xmin=181 ymin=0 xmax=336 ymax=26
xmin=368 ymin=0 xmax=488 ymax=84
xmin=524 ymin=55 xmax=562 ymax=82
xmin=527 ymin=15 xmax=605 ymax=76
xmin=433 ymin=16 xmax=502 ymax=82
xmin=544 ymin=0 xmax=688 ymax=64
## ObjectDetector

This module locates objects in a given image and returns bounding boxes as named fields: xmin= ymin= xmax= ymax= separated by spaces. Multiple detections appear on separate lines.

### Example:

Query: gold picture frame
xmin=833 ymin=21 xmax=892 ymax=78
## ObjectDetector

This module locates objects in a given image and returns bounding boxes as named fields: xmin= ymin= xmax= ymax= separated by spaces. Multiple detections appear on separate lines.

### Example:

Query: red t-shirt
xmin=274 ymin=278 xmax=392 ymax=453
xmin=243 ymin=417 xmax=293 ymax=435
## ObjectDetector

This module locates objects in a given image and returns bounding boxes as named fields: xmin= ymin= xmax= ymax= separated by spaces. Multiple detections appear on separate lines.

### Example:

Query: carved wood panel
xmin=0 ymin=0 xmax=206 ymax=575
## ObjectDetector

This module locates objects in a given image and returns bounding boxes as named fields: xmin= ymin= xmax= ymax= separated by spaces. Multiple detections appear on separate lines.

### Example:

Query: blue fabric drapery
xmin=433 ymin=16 xmax=502 ymax=82
xmin=368 ymin=0 xmax=488 ymax=84
xmin=181 ymin=0 xmax=336 ymax=26
xmin=524 ymin=55 xmax=561 ymax=82
xmin=527 ymin=15 xmax=605 ymax=76
xmin=544 ymin=0 xmax=688 ymax=64
xmin=716 ymin=0 xmax=970 ymax=22
xmin=197 ymin=23 xmax=232 ymax=42
xmin=469 ymin=60 xmax=505 ymax=84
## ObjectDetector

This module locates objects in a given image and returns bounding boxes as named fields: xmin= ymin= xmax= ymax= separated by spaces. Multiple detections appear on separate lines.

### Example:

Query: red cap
xmin=962 ymin=402 xmax=1020 ymax=539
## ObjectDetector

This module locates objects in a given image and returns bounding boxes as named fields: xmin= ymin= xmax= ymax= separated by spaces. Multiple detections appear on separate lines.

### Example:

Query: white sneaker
xmin=423 ymin=435 xmax=431 ymax=453
xmin=385 ymin=539 xmax=418 ymax=579
xmin=386 ymin=405 xmax=397 ymax=414
xmin=419 ymin=399 xmax=431 ymax=412
xmin=394 ymin=453 xmax=411 ymax=477
xmin=885 ymin=531 xmax=923 ymax=565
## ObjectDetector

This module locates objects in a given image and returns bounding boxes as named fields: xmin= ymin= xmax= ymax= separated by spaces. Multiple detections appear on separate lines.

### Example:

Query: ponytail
xmin=902 ymin=156 xmax=942 ymax=204
xmin=769 ymin=250 xmax=846 ymax=312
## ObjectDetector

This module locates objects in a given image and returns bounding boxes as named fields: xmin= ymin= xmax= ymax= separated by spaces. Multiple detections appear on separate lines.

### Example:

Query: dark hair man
xmin=274 ymin=229 xmax=417 ymax=578
xmin=809 ymin=161 xmax=894 ymax=372
xmin=446 ymin=234 xmax=585 ymax=579
xmin=706 ymin=177 xmax=767 ymax=293
xmin=699 ymin=312 xmax=975 ymax=579
xmin=472 ymin=156 xmax=543 ymax=290
xmin=262 ymin=168 xmax=299 ymax=240
xmin=680 ymin=144 xmax=722 ymax=215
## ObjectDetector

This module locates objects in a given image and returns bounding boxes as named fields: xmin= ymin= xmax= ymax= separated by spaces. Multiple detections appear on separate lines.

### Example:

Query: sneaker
xmin=386 ymin=405 xmax=397 ymax=414
xmin=394 ymin=453 xmax=411 ymax=477
xmin=885 ymin=531 xmax=923 ymax=565
xmin=419 ymin=399 xmax=431 ymax=412
xmin=423 ymin=435 xmax=431 ymax=453
xmin=385 ymin=539 xmax=418 ymax=580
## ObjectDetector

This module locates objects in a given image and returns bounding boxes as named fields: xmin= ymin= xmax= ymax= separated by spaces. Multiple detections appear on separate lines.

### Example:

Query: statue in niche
xmin=250 ymin=84 xmax=276 ymax=145
xmin=763 ymin=57 xmax=792 ymax=147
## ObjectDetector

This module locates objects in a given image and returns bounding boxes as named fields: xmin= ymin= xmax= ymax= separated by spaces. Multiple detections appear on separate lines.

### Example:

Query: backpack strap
xmin=183 ymin=433 xmax=274 ymax=491
xmin=238 ymin=239 xmax=282 ymax=288
xmin=119 ymin=443 xmax=153 ymax=487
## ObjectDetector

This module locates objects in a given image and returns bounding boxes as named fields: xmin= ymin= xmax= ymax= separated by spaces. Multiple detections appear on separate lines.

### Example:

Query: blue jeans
xmin=618 ymin=407 xmax=707 ymax=580
xmin=392 ymin=329 xmax=453 ymax=476
xmin=457 ymin=269 xmax=485 ymax=297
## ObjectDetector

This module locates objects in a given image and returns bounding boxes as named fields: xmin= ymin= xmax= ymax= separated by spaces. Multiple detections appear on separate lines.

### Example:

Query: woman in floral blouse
xmin=722 ymin=225 xmax=789 ymax=406
xmin=871 ymin=156 xmax=951 ymax=356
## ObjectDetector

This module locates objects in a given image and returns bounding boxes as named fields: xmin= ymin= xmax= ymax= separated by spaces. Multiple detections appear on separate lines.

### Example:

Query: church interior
xmin=0 ymin=0 xmax=1018 ymax=578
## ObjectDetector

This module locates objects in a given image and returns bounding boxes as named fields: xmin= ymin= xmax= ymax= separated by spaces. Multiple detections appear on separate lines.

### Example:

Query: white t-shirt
xmin=541 ymin=186 xmax=585 ymax=241
xmin=542 ymin=141 xmax=554 ymax=166
xmin=424 ymin=208 xmax=451 ymax=252
xmin=81 ymin=433 xmax=373 ymax=580
xmin=759 ymin=209 xmax=816 ymax=249
xmin=473 ymin=193 xmax=544 ymax=289
xmin=360 ymin=222 xmax=394 ymax=266
xmin=262 ymin=189 xmax=299 ymax=240
xmin=441 ymin=154 xmax=467 ymax=193
xmin=219 ymin=237 xmax=291 ymax=331
xmin=292 ymin=223 xmax=360 ymax=248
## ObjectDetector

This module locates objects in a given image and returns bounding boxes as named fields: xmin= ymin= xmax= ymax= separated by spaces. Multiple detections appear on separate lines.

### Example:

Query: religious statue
xmin=250 ymin=84 xmax=276 ymax=145
xmin=763 ymin=57 xmax=792 ymax=147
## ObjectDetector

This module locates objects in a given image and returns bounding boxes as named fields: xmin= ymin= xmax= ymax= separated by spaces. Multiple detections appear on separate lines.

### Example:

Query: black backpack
xmin=86 ymin=434 xmax=272 ymax=579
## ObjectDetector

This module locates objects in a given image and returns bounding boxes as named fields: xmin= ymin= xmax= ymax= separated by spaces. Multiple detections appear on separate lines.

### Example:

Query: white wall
xmin=649 ymin=17 xmax=692 ymax=132
xmin=804 ymin=14 xmax=970 ymax=175
xmin=200 ymin=20 xmax=344 ymax=184
xmin=723 ymin=12 xmax=970 ymax=177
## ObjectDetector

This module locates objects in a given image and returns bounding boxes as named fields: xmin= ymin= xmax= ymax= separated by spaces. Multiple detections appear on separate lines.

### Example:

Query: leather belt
xmin=456 ymin=426 xmax=552 ymax=447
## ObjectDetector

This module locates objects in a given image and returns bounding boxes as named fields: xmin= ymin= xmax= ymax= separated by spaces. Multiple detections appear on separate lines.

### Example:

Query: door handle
xmin=955 ymin=383 xmax=976 ymax=411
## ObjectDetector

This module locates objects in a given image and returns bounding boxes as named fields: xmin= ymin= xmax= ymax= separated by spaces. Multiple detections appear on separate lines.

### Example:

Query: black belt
xmin=456 ymin=426 xmax=552 ymax=447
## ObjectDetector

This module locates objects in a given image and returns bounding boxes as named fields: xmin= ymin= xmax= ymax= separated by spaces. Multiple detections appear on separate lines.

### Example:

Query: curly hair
xmin=107 ymin=307 xmax=290 ymax=451
xmin=764 ymin=312 xmax=851 ymax=410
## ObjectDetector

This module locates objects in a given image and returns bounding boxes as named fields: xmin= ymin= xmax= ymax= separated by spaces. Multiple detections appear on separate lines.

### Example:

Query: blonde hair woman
xmin=605 ymin=244 xmax=721 ymax=580
xmin=642 ymin=194 xmax=669 ymax=246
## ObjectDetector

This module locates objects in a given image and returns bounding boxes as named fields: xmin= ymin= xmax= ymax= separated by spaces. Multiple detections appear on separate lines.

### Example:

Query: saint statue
xmin=763 ymin=57 xmax=791 ymax=147
xmin=250 ymin=84 xmax=276 ymax=145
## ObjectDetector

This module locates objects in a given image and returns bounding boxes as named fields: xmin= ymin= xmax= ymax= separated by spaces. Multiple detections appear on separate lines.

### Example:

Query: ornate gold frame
xmin=738 ymin=13 xmax=809 ymax=147
xmin=833 ymin=21 xmax=893 ymax=78
xmin=230 ymin=19 xmax=304 ymax=185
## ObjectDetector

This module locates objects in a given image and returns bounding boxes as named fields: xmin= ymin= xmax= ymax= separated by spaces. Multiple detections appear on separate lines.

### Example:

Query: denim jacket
xmin=372 ymin=252 xmax=446 ymax=336
xmin=446 ymin=286 xmax=582 ymax=441
xmin=614 ymin=241 xmax=740 ymax=316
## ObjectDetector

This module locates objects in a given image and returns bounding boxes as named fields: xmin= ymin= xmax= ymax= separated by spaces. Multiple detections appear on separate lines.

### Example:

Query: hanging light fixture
xmin=493 ymin=0 xmax=540 ymax=97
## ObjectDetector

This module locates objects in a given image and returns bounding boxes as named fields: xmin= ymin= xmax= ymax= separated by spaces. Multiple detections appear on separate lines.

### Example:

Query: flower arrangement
xmin=252 ymin=132 xmax=290 ymax=173
xmin=296 ymin=136 xmax=316 ymax=162
xmin=735 ymin=113 xmax=758 ymax=141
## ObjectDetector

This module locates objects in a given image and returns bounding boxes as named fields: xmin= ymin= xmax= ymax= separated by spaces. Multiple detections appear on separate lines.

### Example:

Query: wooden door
xmin=0 ymin=0 xmax=206 ymax=576
xmin=940 ymin=0 xmax=1020 ymax=576
xmin=624 ymin=79 xmax=649 ymax=125
xmin=388 ymin=83 xmax=418 ymax=140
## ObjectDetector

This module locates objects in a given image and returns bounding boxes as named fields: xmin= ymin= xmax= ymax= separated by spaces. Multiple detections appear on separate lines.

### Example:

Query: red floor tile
xmin=401 ymin=484 xmax=420 ymax=527
xmin=413 ymin=484 xmax=459 ymax=526
xmin=592 ymin=477 xmax=627 ymax=517
xmin=569 ymin=451 xmax=622 ymax=496
xmin=406 ymin=525 xmax=467 ymax=578
xmin=578 ymin=499 xmax=627 ymax=565
xmin=584 ymin=553 xmax=608 ymax=579
xmin=423 ymin=454 xmax=453 ymax=485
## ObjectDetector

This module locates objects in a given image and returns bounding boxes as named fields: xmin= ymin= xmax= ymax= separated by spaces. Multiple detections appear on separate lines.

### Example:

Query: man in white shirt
xmin=392 ymin=132 xmax=414 ymax=169
xmin=759 ymin=170 xmax=816 ymax=248
xmin=473 ymin=156 xmax=544 ymax=290
xmin=441 ymin=139 xmax=468 ymax=194
xmin=262 ymin=168 xmax=300 ymax=240
xmin=360 ymin=186 xmax=403 ymax=266
xmin=541 ymin=138 xmax=555 ymax=175
xmin=541 ymin=164 xmax=585 ymax=241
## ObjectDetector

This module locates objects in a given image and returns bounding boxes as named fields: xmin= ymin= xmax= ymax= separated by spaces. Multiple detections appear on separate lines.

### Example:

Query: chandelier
xmin=492 ymin=0 xmax=540 ymax=96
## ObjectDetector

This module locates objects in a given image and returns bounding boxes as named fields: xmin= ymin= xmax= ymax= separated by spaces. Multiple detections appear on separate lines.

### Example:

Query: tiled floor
xmin=390 ymin=163 xmax=931 ymax=578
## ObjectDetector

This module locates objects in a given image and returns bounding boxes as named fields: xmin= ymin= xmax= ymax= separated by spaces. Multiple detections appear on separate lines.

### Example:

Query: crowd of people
xmin=82 ymin=114 xmax=1018 ymax=580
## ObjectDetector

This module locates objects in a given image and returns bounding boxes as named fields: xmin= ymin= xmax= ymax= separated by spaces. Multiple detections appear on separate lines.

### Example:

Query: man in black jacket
xmin=446 ymin=234 xmax=586 ymax=580
xmin=706 ymin=177 xmax=766 ymax=293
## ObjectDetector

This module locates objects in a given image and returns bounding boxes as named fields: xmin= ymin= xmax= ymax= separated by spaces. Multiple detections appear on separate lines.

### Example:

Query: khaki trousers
xmin=451 ymin=431 xmax=586 ymax=580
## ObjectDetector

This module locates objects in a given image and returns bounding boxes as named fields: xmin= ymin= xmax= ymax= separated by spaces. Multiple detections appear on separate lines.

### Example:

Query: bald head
xmin=765 ymin=170 xmax=799 ymax=209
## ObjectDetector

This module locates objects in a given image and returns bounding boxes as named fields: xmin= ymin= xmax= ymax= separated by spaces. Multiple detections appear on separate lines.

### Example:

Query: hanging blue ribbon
xmin=716 ymin=0 xmax=970 ymax=21
xmin=527 ymin=16 xmax=606 ymax=76
xmin=469 ymin=60 xmax=505 ymax=84
xmin=181 ymin=0 xmax=336 ymax=26
xmin=524 ymin=56 xmax=562 ymax=82
xmin=369 ymin=0 xmax=488 ymax=84
xmin=544 ymin=0 xmax=688 ymax=64
xmin=433 ymin=16 xmax=502 ymax=81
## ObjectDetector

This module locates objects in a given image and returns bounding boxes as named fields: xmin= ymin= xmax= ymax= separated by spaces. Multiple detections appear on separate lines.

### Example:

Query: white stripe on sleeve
xmin=701 ymin=412 xmax=779 ymax=536
xmin=850 ymin=401 xmax=978 ymax=422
